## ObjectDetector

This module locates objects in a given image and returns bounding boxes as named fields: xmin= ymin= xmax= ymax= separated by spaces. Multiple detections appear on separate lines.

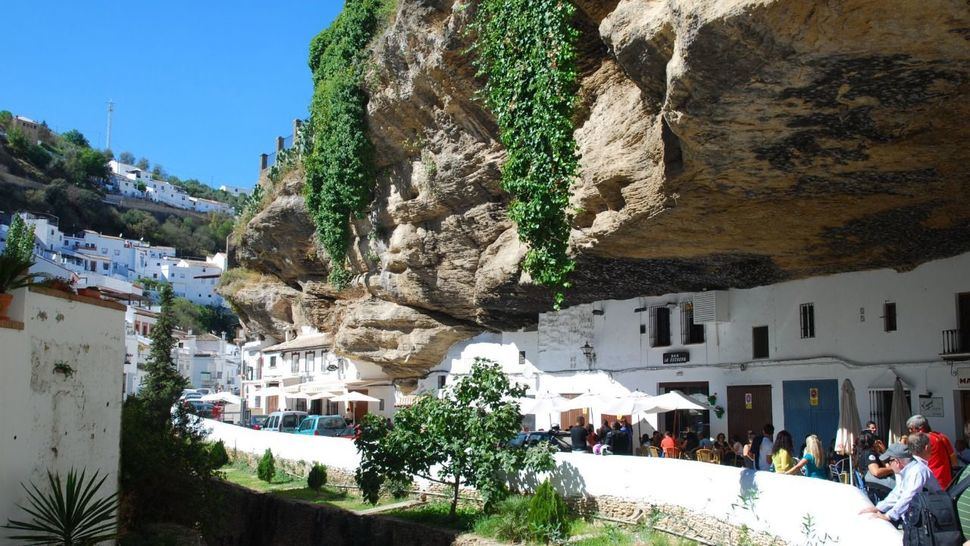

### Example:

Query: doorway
xmin=559 ymin=394 xmax=587 ymax=430
xmin=957 ymin=391 xmax=970 ymax=442
xmin=352 ymin=389 xmax=369 ymax=423
xmin=959 ymin=293 xmax=970 ymax=353
xmin=783 ymin=379 xmax=839 ymax=452
xmin=727 ymin=385 xmax=772 ymax=444
xmin=266 ymin=395 xmax=279 ymax=414
xmin=659 ymin=382 xmax=710 ymax=438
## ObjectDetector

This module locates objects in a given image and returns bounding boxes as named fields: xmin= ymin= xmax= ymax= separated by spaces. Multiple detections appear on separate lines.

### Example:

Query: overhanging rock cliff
xmin=225 ymin=0 xmax=970 ymax=378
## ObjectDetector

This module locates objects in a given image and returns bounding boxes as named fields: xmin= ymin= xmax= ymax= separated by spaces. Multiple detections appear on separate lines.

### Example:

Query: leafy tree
xmin=355 ymin=358 xmax=555 ymax=516
xmin=61 ymin=129 xmax=90 ymax=148
xmin=102 ymin=148 xmax=114 ymax=161
xmin=64 ymin=147 xmax=109 ymax=186
xmin=307 ymin=464 xmax=327 ymax=491
xmin=0 ymin=110 xmax=12 ymax=128
xmin=257 ymin=449 xmax=276 ymax=483
xmin=208 ymin=440 xmax=229 ymax=468
xmin=528 ymin=479 xmax=570 ymax=542
xmin=4 ymin=215 xmax=36 ymax=262
xmin=7 ymin=126 xmax=51 ymax=168
xmin=136 ymin=157 xmax=150 ymax=170
xmin=169 ymin=297 xmax=239 ymax=337
xmin=139 ymin=284 xmax=187 ymax=425
xmin=135 ymin=181 xmax=147 ymax=193
xmin=119 ymin=151 xmax=135 ymax=165
xmin=151 ymin=164 xmax=165 ymax=179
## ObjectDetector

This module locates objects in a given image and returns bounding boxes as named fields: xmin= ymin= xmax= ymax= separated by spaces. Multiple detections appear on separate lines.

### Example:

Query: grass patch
xmin=385 ymin=501 xmax=481 ymax=532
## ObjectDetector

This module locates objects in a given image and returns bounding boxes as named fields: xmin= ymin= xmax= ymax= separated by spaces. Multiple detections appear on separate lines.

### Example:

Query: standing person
xmin=907 ymin=414 xmax=958 ymax=488
xmin=344 ymin=406 xmax=355 ymax=426
xmin=749 ymin=424 xmax=775 ymax=471
xmin=598 ymin=419 xmax=611 ymax=444
xmin=586 ymin=423 xmax=598 ymax=450
xmin=569 ymin=416 xmax=589 ymax=452
xmin=771 ymin=430 xmax=794 ymax=474
xmin=866 ymin=420 xmax=878 ymax=437
xmin=787 ymin=434 xmax=827 ymax=479
xmin=859 ymin=444 xmax=941 ymax=524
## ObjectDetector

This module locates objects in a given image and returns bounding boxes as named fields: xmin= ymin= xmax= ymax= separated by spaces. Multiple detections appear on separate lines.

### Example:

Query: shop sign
xmin=744 ymin=392 xmax=753 ymax=410
xmin=957 ymin=367 xmax=970 ymax=389
xmin=809 ymin=387 xmax=819 ymax=407
xmin=663 ymin=351 xmax=690 ymax=364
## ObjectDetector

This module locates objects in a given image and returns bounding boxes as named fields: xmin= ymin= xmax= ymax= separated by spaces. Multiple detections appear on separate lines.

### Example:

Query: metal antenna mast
xmin=106 ymin=100 xmax=114 ymax=150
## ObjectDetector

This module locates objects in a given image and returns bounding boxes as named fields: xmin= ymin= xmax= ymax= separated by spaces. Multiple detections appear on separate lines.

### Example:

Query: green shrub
xmin=307 ymin=464 xmax=327 ymax=491
xmin=474 ymin=495 xmax=532 ymax=542
xmin=208 ymin=441 xmax=229 ymax=469
xmin=528 ymin=480 xmax=570 ymax=543
xmin=257 ymin=449 xmax=276 ymax=483
xmin=383 ymin=475 xmax=412 ymax=499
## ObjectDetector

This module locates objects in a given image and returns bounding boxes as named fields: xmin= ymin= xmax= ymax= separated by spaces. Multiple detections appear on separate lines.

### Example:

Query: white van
xmin=263 ymin=411 xmax=308 ymax=433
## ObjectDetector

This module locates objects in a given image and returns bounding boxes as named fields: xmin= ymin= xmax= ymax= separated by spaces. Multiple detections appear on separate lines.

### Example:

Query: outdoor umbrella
xmin=888 ymin=376 xmax=912 ymax=445
xmin=643 ymin=390 xmax=708 ymax=413
xmin=518 ymin=393 xmax=568 ymax=430
xmin=603 ymin=391 xmax=656 ymax=448
xmin=557 ymin=391 xmax=612 ymax=412
xmin=200 ymin=391 xmax=241 ymax=405
xmin=835 ymin=379 xmax=861 ymax=459
xmin=304 ymin=391 xmax=338 ymax=401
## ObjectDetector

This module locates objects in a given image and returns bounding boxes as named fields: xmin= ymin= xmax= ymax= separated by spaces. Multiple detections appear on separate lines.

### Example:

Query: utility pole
xmin=106 ymin=100 xmax=114 ymax=150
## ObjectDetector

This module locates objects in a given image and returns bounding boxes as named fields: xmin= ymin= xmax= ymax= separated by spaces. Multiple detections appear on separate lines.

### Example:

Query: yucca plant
xmin=0 ymin=254 xmax=37 ymax=293
xmin=3 ymin=468 xmax=119 ymax=545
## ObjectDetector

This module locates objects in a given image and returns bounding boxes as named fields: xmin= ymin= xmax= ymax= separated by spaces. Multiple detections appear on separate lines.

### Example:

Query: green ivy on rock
xmin=471 ymin=0 xmax=580 ymax=308
xmin=304 ymin=0 xmax=389 ymax=288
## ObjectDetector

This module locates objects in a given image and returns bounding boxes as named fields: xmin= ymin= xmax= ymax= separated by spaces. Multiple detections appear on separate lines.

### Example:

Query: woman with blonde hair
xmin=787 ymin=434 xmax=827 ymax=479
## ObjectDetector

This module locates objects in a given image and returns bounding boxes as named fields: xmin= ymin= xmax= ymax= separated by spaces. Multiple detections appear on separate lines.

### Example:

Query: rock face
xmin=226 ymin=0 xmax=970 ymax=378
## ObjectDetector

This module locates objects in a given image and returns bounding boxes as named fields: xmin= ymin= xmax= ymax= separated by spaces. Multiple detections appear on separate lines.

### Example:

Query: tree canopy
xmin=355 ymin=358 xmax=555 ymax=516
xmin=139 ymin=284 xmax=187 ymax=425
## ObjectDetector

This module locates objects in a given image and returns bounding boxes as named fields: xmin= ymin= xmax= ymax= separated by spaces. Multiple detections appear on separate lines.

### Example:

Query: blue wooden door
xmin=783 ymin=379 xmax=839 ymax=455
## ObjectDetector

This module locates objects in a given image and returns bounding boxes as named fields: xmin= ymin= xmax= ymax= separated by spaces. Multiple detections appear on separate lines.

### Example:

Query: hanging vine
xmin=304 ymin=0 xmax=390 ymax=288
xmin=471 ymin=0 xmax=580 ymax=308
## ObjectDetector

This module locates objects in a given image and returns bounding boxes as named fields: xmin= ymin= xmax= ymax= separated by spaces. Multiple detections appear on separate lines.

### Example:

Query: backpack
xmin=903 ymin=475 xmax=970 ymax=546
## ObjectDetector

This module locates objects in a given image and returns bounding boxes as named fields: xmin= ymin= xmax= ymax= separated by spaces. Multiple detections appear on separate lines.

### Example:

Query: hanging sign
xmin=918 ymin=396 xmax=944 ymax=418
xmin=809 ymin=387 xmax=819 ymax=407
xmin=956 ymin=368 xmax=970 ymax=389
xmin=663 ymin=351 xmax=690 ymax=364
xmin=744 ymin=392 xmax=753 ymax=410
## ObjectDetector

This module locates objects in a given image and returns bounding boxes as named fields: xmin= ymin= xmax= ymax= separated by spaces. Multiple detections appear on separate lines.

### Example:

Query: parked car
xmin=506 ymin=431 xmax=572 ymax=452
xmin=294 ymin=415 xmax=356 ymax=437
xmin=245 ymin=415 xmax=269 ymax=430
xmin=195 ymin=388 xmax=213 ymax=396
xmin=263 ymin=411 xmax=308 ymax=433
xmin=183 ymin=400 xmax=214 ymax=418
xmin=179 ymin=389 xmax=202 ymax=402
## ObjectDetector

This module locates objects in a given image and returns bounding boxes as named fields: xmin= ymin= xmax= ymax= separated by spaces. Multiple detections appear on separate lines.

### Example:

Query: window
xmin=681 ymin=302 xmax=705 ymax=344
xmin=291 ymin=354 xmax=300 ymax=373
xmin=651 ymin=307 xmax=671 ymax=347
xmin=518 ymin=351 xmax=526 ymax=365
xmin=102 ymin=262 xmax=109 ymax=271
xmin=114 ymin=249 xmax=120 ymax=256
xmin=884 ymin=302 xmax=897 ymax=332
xmin=269 ymin=356 xmax=277 ymax=368
xmin=639 ymin=324 xmax=646 ymax=335
xmin=217 ymin=371 xmax=223 ymax=379
xmin=799 ymin=303 xmax=815 ymax=338
xmin=437 ymin=375 xmax=446 ymax=389
xmin=305 ymin=351 xmax=315 ymax=373
xmin=379 ymin=399 xmax=385 ymax=411
xmin=753 ymin=326 xmax=769 ymax=359
xmin=254 ymin=396 xmax=261 ymax=408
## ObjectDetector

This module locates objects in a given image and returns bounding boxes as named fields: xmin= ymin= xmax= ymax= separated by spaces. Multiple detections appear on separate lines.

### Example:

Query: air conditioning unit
xmin=693 ymin=291 xmax=730 ymax=323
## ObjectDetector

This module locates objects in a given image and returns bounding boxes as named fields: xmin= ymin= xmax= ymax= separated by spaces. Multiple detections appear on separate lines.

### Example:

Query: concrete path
xmin=354 ymin=498 xmax=425 ymax=515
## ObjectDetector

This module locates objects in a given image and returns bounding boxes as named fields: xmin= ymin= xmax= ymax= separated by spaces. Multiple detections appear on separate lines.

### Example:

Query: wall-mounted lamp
xmin=633 ymin=307 xmax=646 ymax=313
xmin=664 ymin=302 xmax=678 ymax=309
xmin=580 ymin=341 xmax=596 ymax=369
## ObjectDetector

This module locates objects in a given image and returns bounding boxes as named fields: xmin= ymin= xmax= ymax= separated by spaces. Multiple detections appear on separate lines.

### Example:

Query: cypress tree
xmin=140 ymin=283 xmax=187 ymax=424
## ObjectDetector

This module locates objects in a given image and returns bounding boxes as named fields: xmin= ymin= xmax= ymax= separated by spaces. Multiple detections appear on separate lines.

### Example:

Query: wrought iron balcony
xmin=941 ymin=329 xmax=970 ymax=361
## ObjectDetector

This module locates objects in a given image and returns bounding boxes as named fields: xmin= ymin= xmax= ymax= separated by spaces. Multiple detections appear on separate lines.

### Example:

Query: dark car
xmin=245 ymin=415 xmax=269 ymax=430
xmin=507 ymin=431 xmax=572 ymax=452
xmin=295 ymin=415 xmax=356 ymax=438
xmin=183 ymin=400 xmax=214 ymax=418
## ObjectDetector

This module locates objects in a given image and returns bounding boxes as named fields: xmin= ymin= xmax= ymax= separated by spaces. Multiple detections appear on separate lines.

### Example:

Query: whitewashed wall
xmin=205 ymin=418 xmax=899 ymax=544
xmin=0 ymin=288 xmax=124 ymax=530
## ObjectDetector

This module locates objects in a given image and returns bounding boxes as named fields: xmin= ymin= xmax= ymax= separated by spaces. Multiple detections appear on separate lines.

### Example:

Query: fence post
xmin=259 ymin=153 xmax=268 ymax=171
xmin=276 ymin=136 xmax=285 ymax=153
xmin=293 ymin=118 xmax=303 ymax=140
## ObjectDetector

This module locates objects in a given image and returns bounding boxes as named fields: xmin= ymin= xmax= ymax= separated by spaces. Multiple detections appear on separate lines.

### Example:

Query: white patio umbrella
xmin=603 ymin=391 xmax=657 ymax=449
xmin=304 ymin=391 xmax=338 ymax=401
xmin=330 ymin=391 xmax=381 ymax=403
xmin=557 ymin=391 xmax=612 ymax=412
xmin=519 ymin=393 xmax=568 ymax=416
xmin=200 ymin=391 xmax=241 ymax=405
xmin=835 ymin=379 xmax=861 ymax=459
xmin=643 ymin=390 xmax=708 ymax=413
xmin=888 ymin=376 xmax=912 ymax=445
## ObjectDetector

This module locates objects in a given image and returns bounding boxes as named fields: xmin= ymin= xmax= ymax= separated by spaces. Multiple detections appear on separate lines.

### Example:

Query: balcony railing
xmin=941 ymin=329 xmax=969 ymax=358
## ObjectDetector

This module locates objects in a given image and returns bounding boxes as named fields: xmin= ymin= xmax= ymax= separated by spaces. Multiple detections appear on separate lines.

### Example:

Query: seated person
xmin=681 ymin=428 xmax=700 ymax=454
xmin=858 ymin=431 xmax=896 ymax=490
xmin=660 ymin=431 xmax=677 ymax=453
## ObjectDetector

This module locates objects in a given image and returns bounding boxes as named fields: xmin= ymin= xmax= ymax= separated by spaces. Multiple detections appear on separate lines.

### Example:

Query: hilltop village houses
xmin=238 ymin=251 xmax=970 ymax=446
xmin=109 ymin=160 xmax=235 ymax=215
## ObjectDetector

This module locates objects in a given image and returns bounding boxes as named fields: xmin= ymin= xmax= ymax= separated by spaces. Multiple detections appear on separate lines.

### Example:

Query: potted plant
xmin=0 ymin=254 xmax=36 ymax=320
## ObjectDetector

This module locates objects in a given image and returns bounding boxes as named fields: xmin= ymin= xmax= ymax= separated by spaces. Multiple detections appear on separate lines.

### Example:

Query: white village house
xmin=108 ymin=160 xmax=235 ymax=216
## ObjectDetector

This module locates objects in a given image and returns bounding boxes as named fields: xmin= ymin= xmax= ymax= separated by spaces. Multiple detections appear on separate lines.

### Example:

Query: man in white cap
xmin=858 ymin=443 xmax=941 ymax=523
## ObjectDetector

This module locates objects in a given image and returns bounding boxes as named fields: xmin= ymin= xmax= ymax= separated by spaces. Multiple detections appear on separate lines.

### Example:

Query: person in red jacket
xmin=907 ymin=414 xmax=957 ymax=489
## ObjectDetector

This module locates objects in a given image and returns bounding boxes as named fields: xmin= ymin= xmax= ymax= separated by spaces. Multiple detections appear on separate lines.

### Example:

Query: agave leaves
xmin=3 ymin=468 xmax=119 ymax=545
xmin=0 ymin=254 xmax=38 ymax=293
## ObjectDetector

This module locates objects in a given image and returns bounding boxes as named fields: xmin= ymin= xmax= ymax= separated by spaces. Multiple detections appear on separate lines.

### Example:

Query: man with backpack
xmin=859 ymin=443 xmax=940 ymax=523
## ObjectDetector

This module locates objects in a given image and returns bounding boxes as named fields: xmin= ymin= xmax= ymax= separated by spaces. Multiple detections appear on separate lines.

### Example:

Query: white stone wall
xmin=0 ymin=288 xmax=124 ymax=530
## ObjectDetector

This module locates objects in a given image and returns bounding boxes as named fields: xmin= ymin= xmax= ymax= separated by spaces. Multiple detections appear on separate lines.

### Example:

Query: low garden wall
xmin=203 ymin=420 xmax=902 ymax=545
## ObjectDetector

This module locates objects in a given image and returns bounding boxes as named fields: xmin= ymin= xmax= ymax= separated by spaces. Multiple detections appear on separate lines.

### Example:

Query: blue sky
xmin=0 ymin=1 xmax=343 ymax=190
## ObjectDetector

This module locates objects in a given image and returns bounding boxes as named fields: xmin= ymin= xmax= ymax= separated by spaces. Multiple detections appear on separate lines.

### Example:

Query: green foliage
xmin=61 ymin=129 xmax=90 ymax=148
xmin=383 ymin=475 xmax=412 ymax=499
xmin=140 ymin=284 xmax=188 ymax=425
xmin=307 ymin=464 xmax=328 ymax=491
xmin=120 ymin=396 xmax=221 ymax=536
xmin=63 ymin=146 xmax=110 ymax=186
xmin=208 ymin=440 xmax=230 ymax=469
xmin=169 ymin=296 xmax=239 ymax=337
xmin=471 ymin=0 xmax=580 ymax=308
xmin=257 ymin=449 xmax=276 ymax=483
xmin=3 ymin=468 xmax=118 ymax=544
xmin=304 ymin=0 xmax=389 ymax=288
xmin=473 ymin=495 xmax=533 ymax=542
xmin=136 ymin=157 xmax=150 ymax=170
xmin=136 ymin=181 xmax=147 ymax=192
xmin=4 ymin=215 xmax=36 ymax=263
xmin=355 ymin=358 xmax=555 ymax=517
xmin=528 ymin=479 xmax=570 ymax=543
xmin=119 ymin=151 xmax=136 ymax=164
xmin=0 ymin=254 xmax=37 ymax=293
xmin=0 ymin=110 xmax=11 ymax=127
xmin=8 ymin=126 xmax=52 ymax=168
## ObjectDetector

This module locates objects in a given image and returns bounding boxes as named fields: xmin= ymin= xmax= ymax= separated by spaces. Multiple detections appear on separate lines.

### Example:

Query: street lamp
xmin=580 ymin=341 xmax=595 ymax=369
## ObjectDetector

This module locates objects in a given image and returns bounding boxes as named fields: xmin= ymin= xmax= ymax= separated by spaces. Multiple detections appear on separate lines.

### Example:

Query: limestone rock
xmin=227 ymin=0 xmax=970 ymax=378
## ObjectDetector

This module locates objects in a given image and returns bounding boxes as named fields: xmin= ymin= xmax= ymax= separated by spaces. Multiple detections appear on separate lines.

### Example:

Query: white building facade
xmin=418 ymin=252 xmax=970 ymax=447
